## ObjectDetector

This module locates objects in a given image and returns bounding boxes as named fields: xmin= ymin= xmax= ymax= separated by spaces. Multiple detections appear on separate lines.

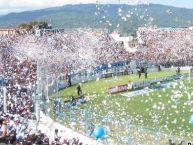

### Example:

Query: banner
xmin=108 ymin=84 xmax=129 ymax=94
xmin=108 ymin=75 xmax=178 ymax=94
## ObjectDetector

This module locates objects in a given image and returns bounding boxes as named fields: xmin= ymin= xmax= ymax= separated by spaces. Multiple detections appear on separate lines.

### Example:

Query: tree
xmin=18 ymin=21 xmax=50 ymax=30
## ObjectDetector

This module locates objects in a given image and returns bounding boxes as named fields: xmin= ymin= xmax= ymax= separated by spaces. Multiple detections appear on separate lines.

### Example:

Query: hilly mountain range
xmin=0 ymin=4 xmax=193 ymax=35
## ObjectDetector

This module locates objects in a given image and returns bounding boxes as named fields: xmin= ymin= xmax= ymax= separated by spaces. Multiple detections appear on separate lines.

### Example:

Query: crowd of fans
xmin=0 ymin=113 xmax=84 ymax=144
xmin=137 ymin=27 xmax=193 ymax=65
xmin=0 ymin=32 xmax=87 ymax=144
xmin=0 ymin=27 xmax=193 ymax=144
xmin=1 ymin=47 xmax=36 ymax=118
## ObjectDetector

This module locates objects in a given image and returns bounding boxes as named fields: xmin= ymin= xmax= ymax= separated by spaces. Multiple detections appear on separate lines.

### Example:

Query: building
xmin=0 ymin=29 xmax=26 ymax=35
xmin=110 ymin=33 xmax=138 ymax=53
xmin=0 ymin=29 xmax=17 ymax=35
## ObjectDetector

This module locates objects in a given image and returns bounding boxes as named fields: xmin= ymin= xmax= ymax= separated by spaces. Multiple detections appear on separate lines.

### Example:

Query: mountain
xmin=0 ymin=4 xmax=193 ymax=35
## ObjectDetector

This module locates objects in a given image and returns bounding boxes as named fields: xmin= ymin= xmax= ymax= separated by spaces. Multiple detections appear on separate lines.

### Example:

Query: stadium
xmin=1 ymin=1 xmax=193 ymax=145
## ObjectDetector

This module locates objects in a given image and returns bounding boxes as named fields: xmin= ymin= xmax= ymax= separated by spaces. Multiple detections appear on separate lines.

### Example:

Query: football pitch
xmin=58 ymin=69 xmax=193 ymax=143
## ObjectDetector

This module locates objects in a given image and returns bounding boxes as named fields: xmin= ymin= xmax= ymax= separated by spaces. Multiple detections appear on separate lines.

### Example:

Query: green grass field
xmin=56 ymin=70 xmax=193 ymax=144
xmin=59 ymin=70 xmax=187 ymax=99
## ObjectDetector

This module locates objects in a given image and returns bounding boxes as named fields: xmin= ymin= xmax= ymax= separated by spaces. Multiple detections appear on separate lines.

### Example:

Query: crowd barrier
xmin=108 ymin=74 xmax=182 ymax=94
xmin=42 ymin=100 xmax=193 ymax=145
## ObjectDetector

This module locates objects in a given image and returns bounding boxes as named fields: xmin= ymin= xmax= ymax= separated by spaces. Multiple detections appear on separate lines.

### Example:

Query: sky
xmin=0 ymin=0 xmax=193 ymax=15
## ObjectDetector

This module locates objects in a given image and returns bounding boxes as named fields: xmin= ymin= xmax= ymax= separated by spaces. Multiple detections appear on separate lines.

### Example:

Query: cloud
xmin=0 ymin=0 xmax=142 ymax=15
xmin=0 ymin=0 xmax=75 ymax=15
